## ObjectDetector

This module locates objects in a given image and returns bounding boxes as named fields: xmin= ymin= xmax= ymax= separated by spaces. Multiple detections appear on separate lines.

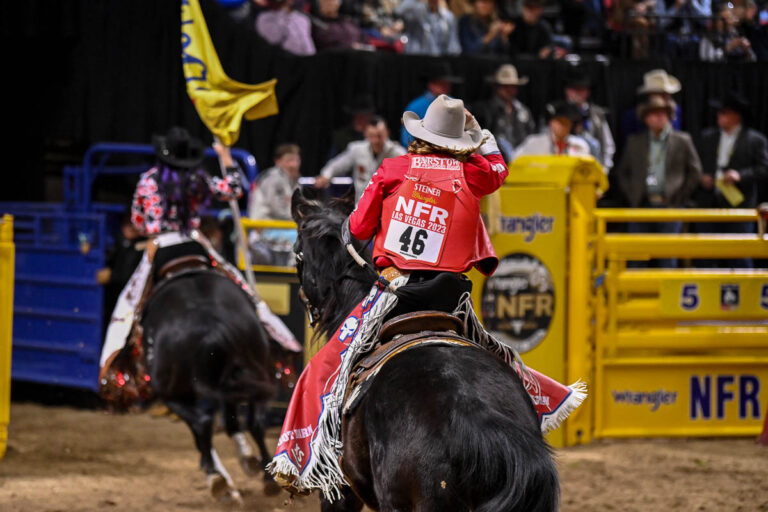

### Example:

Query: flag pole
xmin=213 ymin=137 xmax=259 ymax=299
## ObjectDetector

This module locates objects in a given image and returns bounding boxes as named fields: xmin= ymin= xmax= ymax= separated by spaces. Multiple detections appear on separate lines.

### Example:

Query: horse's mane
xmin=294 ymin=194 xmax=377 ymax=342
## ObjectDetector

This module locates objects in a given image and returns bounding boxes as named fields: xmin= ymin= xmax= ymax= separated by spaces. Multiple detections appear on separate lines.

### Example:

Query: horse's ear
xmin=329 ymin=186 xmax=356 ymax=215
xmin=291 ymin=188 xmax=315 ymax=221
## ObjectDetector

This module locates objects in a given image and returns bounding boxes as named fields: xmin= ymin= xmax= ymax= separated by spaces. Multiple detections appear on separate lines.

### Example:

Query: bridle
xmin=295 ymin=250 xmax=322 ymax=327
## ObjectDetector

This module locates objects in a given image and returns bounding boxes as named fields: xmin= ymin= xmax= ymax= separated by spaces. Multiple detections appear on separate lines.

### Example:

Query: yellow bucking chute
xmin=181 ymin=0 xmax=278 ymax=146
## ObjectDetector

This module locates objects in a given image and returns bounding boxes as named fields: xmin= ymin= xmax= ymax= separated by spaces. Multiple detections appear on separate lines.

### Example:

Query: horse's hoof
xmin=229 ymin=489 xmax=244 ymax=506
xmin=207 ymin=473 xmax=229 ymax=500
xmin=239 ymin=455 xmax=262 ymax=476
xmin=263 ymin=477 xmax=282 ymax=496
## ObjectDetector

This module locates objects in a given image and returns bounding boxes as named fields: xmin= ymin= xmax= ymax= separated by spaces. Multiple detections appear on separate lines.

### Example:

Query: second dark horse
xmin=291 ymin=190 xmax=559 ymax=512
xmin=139 ymin=241 xmax=280 ymax=501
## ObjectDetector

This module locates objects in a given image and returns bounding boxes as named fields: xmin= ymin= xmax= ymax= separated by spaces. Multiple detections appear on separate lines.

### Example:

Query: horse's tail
xmin=458 ymin=411 xmax=560 ymax=512
xmin=193 ymin=320 xmax=275 ymax=403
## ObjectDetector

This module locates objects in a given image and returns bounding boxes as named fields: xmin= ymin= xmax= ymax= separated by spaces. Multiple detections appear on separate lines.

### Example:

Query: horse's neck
xmin=321 ymin=278 xmax=371 ymax=338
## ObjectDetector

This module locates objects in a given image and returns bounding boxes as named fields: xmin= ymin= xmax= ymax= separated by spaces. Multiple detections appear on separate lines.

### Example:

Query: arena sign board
xmin=470 ymin=182 xmax=567 ymax=445
xmin=598 ymin=360 xmax=768 ymax=437
xmin=481 ymin=253 xmax=555 ymax=353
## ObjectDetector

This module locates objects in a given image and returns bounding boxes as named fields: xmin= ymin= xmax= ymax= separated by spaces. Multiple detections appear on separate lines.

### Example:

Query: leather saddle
xmin=156 ymin=254 xmax=211 ymax=281
xmin=343 ymin=311 xmax=480 ymax=416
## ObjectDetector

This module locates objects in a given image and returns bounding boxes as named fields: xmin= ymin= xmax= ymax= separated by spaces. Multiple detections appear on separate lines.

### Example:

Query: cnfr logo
xmin=481 ymin=253 xmax=555 ymax=353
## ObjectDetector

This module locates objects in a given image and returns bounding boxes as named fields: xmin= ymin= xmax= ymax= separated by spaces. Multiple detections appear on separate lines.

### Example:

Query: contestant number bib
xmin=382 ymin=180 xmax=454 ymax=264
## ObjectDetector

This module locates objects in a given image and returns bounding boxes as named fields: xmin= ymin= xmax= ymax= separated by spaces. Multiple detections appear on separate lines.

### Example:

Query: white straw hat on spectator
xmin=637 ymin=69 xmax=682 ymax=95
xmin=402 ymin=94 xmax=484 ymax=151
xmin=489 ymin=64 xmax=529 ymax=85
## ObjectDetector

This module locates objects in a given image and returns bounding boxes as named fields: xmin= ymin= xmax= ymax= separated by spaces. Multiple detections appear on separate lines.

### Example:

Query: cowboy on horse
xmin=270 ymin=95 xmax=586 ymax=500
xmin=99 ymin=126 xmax=301 ymax=404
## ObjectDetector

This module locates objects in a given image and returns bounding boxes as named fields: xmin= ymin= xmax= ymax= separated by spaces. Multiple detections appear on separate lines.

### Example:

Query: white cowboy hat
xmin=488 ymin=64 xmax=529 ymax=86
xmin=402 ymin=95 xmax=483 ymax=151
xmin=637 ymin=69 xmax=681 ymax=95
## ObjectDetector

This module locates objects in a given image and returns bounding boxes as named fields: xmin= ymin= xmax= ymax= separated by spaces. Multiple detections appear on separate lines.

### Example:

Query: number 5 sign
xmin=660 ymin=277 xmax=768 ymax=318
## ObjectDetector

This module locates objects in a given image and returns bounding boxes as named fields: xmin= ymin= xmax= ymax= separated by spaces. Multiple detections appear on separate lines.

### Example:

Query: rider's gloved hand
xmin=478 ymin=129 xmax=501 ymax=156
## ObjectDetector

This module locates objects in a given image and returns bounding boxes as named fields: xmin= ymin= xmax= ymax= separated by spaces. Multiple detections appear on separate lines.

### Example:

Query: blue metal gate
xmin=2 ymin=203 xmax=106 ymax=390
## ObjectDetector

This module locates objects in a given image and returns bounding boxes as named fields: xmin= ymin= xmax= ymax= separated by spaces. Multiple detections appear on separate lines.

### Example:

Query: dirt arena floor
xmin=1 ymin=402 xmax=767 ymax=512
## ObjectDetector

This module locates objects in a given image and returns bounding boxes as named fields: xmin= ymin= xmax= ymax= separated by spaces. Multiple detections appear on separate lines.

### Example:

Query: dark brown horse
xmin=291 ymin=190 xmax=559 ymax=512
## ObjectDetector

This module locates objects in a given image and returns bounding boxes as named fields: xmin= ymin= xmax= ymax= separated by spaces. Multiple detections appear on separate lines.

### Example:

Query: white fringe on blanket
xmin=268 ymin=286 xmax=587 ymax=501
xmin=453 ymin=292 xmax=587 ymax=434
xmin=268 ymin=277 xmax=407 ymax=501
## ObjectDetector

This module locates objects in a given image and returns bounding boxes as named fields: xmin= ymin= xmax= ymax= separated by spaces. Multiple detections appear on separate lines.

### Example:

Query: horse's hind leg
xmin=246 ymin=400 xmax=281 ymax=495
xmin=222 ymin=401 xmax=261 ymax=476
xmin=166 ymin=398 xmax=242 ymax=503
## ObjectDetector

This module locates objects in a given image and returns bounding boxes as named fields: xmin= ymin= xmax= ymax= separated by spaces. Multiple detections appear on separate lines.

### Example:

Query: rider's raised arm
xmin=207 ymin=141 xmax=244 ymax=202
xmin=205 ymin=170 xmax=244 ymax=202
xmin=463 ymin=131 xmax=509 ymax=198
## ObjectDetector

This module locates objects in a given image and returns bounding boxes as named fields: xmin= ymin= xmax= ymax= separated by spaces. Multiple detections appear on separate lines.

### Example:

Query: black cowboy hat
xmin=708 ymin=91 xmax=751 ymax=119
xmin=343 ymin=93 xmax=376 ymax=115
xmin=563 ymin=65 xmax=592 ymax=88
xmin=152 ymin=126 xmax=206 ymax=169
xmin=545 ymin=100 xmax=582 ymax=124
xmin=421 ymin=61 xmax=464 ymax=84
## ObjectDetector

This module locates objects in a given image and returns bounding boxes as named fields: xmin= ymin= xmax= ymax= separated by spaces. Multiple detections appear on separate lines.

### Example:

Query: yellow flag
xmin=181 ymin=0 xmax=278 ymax=146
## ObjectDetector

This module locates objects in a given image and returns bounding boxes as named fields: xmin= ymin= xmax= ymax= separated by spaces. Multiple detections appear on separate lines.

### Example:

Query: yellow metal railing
xmin=0 ymin=215 xmax=14 ymax=460
xmin=591 ymin=208 xmax=768 ymax=439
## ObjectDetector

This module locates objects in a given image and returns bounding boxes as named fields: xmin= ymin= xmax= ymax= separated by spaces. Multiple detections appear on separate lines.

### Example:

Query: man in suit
xmin=615 ymin=95 xmax=702 ymax=267
xmin=695 ymin=92 xmax=768 ymax=267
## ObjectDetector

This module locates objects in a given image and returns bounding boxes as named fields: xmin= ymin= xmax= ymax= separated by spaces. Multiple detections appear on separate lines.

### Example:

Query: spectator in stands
xmin=330 ymin=94 xmax=376 ymax=157
xmin=561 ymin=0 xmax=605 ymax=50
xmin=256 ymin=0 xmax=316 ymax=56
xmin=248 ymin=143 xmax=301 ymax=220
xmin=458 ymin=0 xmax=513 ymax=54
xmin=448 ymin=0 xmax=474 ymax=16
xmin=655 ymin=0 xmax=712 ymax=56
xmin=400 ymin=63 xmax=463 ymax=147
xmin=507 ymin=0 xmax=566 ymax=58
xmin=619 ymin=69 xmax=683 ymax=148
xmin=615 ymin=96 xmax=702 ymax=266
xmin=472 ymin=64 xmax=536 ymax=161
xmin=396 ymin=0 xmax=462 ymax=55
xmin=563 ymin=65 xmax=615 ymax=172
xmin=316 ymin=116 xmax=407 ymax=202
xmin=742 ymin=0 xmax=768 ymax=61
xmin=700 ymin=1 xmax=757 ymax=61
xmin=695 ymin=92 xmax=768 ymax=267
xmin=514 ymin=101 xmax=591 ymax=158
xmin=360 ymin=0 xmax=406 ymax=51
xmin=609 ymin=0 xmax=661 ymax=58
xmin=247 ymin=144 xmax=302 ymax=265
xmin=312 ymin=0 xmax=367 ymax=51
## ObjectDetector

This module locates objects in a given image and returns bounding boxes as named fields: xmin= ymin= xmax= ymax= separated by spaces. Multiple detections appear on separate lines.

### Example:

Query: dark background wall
xmin=2 ymin=1 xmax=768 ymax=202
